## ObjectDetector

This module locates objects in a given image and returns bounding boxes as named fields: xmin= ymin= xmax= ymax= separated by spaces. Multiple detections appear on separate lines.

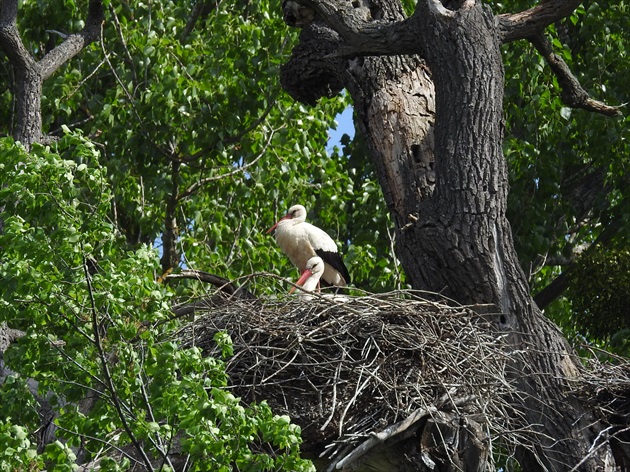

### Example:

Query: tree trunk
xmin=405 ymin=5 xmax=610 ymax=470
xmin=281 ymin=0 xmax=618 ymax=469
xmin=13 ymin=64 xmax=44 ymax=147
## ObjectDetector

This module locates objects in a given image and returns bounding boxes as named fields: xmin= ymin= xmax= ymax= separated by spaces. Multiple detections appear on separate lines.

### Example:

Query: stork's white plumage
xmin=267 ymin=204 xmax=350 ymax=288
xmin=290 ymin=257 xmax=350 ymax=302
xmin=289 ymin=256 xmax=324 ymax=298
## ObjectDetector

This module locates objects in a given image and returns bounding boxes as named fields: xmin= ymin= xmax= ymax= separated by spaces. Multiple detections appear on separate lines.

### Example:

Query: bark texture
xmin=280 ymin=0 xmax=623 ymax=469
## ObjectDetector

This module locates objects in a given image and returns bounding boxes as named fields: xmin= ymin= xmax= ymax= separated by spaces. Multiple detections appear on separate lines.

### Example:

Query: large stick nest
xmin=175 ymin=292 xmax=522 ymax=466
xmin=174 ymin=289 xmax=630 ymax=470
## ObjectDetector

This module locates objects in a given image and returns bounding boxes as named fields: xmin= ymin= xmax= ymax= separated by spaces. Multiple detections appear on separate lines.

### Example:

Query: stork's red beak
xmin=266 ymin=222 xmax=279 ymax=235
xmin=289 ymin=269 xmax=313 ymax=294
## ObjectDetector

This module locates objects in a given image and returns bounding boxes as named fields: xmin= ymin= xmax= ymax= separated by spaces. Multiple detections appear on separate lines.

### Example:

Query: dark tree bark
xmin=161 ymin=160 xmax=181 ymax=273
xmin=280 ymin=0 xmax=624 ymax=469
xmin=0 ymin=0 xmax=104 ymax=149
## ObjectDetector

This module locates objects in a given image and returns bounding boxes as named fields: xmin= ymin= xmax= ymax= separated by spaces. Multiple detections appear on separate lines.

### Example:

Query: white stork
xmin=267 ymin=204 xmax=351 ymax=289
xmin=289 ymin=256 xmax=324 ymax=299
xmin=290 ymin=257 xmax=351 ymax=302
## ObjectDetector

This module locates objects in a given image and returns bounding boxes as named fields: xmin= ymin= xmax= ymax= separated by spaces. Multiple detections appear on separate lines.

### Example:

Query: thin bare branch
xmin=176 ymin=92 xmax=280 ymax=165
xmin=100 ymin=28 xmax=173 ymax=161
xmin=529 ymin=32 xmax=623 ymax=117
xmin=534 ymin=219 xmax=623 ymax=310
xmin=167 ymin=269 xmax=239 ymax=291
xmin=83 ymin=252 xmax=155 ymax=472
xmin=177 ymin=129 xmax=274 ymax=200
xmin=108 ymin=3 xmax=137 ymax=87
xmin=138 ymin=347 xmax=176 ymax=470
xmin=54 ymin=422 xmax=143 ymax=468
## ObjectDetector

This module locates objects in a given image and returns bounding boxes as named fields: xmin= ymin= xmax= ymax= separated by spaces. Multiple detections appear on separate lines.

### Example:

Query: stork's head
xmin=304 ymin=256 xmax=324 ymax=276
xmin=290 ymin=256 xmax=324 ymax=294
xmin=266 ymin=204 xmax=307 ymax=234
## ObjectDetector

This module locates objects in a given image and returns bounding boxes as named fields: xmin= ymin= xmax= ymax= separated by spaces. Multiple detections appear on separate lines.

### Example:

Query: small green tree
xmin=0 ymin=135 xmax=313 ymax=471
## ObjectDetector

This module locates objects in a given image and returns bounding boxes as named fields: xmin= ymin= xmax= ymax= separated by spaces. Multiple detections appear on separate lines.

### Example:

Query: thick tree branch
xmin=0 ymin=0 xmax=35 ymax=69
xmin=0 ymin=0 xmax=104 ymax=79
xmin=335 ymin=394 xmax=476 ymax=470
xmin=167 ymin=270 xmax=256 ymax=318
xmin=180 ymin=0 xmax=217 ymax=43
xmin=39 ymin=0 xmax=104 ymax=79
xmin=160 ymin=159 xmax=180 ymax=273
xmin=290 ymin=0 xmax=418 ymax=58
xmin=180 ymin=0 xmax=207 ymax=43
xmin=0 ymin=0 xmax=43 ymax=145
xmin=562 ymin=167 xmax=610 ymax=225
xmin=166 ymin=270 xmax=248 ymax=295
xmin=331 ymin=17 xmax=419 ymax=57
xmin=293 ymin=0 xmax=586 ymax=59
xmin=0 ymin=323 xmax=25 ymax=355
xmin=529 ymin=32 xmax=622 ymax=117
xmin=294 ymin=0 xmax=366 ymax=38
xmin=497 ymin=0 xmax=582 ymax=43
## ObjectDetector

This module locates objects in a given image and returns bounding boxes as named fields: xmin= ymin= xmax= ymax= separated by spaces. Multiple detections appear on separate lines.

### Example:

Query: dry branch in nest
xmin=574 ymin=353 xmax=630 ymax=468
xmin=175 ymin=291 xmax=528 ymax=470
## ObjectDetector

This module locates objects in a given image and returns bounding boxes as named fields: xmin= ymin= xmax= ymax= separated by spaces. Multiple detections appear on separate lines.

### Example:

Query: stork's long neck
xmin=301 ymin=270 xmax=321 ymax=293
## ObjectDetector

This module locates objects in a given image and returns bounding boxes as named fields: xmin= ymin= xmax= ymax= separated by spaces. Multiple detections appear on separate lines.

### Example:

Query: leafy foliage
xmin=567 ymin=244 xmax=630 ymax=354
xmin=0 ymin=0 xmax=401 ymax=294
xmin=500 ymin=0 xmax=630 ymax=329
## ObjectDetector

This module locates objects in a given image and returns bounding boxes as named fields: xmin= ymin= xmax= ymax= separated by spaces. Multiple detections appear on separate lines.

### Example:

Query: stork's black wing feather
xmin=315 ymin=249 xmax=351 ymax=285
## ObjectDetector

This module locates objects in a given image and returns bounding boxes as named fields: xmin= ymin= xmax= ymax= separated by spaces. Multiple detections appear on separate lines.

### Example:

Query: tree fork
xmin=0 ymin=0 xmax=103 ymax=148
